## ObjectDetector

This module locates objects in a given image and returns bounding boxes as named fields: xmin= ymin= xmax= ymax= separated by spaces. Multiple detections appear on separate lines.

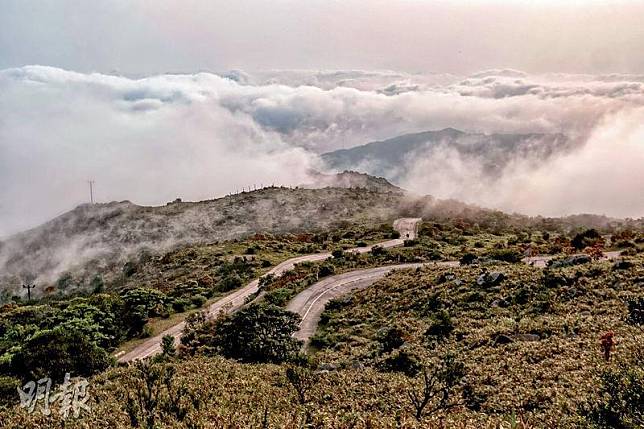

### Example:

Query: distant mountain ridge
xmin=321 ymin=128 xmax=570 ymax=181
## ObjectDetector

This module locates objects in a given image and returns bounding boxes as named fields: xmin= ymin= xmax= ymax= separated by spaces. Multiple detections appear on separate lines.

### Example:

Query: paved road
xmin=286 ymin=261 xmax=457 ymax=347
xmin=116 ymin=218 xmax=422 ymax=362
xmin=287 ymin=251 xmax=625 ymax=348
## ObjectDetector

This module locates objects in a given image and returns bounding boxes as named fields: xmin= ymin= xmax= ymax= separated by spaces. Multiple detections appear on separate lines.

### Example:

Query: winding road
xmin=116 ymin=218 xmax=422 ymax=362
xmin=287 ymin=251 xmax=624 ymax=348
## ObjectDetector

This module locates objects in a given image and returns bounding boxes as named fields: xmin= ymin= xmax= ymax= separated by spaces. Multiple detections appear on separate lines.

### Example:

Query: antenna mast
xmin=88 ymin=180 xmax=95 ymax=204
xmin=22 ymin=283 xmax=35 ymax=301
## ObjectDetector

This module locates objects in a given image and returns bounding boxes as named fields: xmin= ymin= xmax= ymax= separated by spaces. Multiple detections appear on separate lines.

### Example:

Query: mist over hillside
xmin=0 ymin=182 xmax=409 ymax=296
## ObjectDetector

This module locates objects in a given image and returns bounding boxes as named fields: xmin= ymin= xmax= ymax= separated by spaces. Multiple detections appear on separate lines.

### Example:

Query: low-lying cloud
xmin=399 ymin=107 xmax=644 ymax=218
xmin=1 ymin=66 xmax=643 ymax=237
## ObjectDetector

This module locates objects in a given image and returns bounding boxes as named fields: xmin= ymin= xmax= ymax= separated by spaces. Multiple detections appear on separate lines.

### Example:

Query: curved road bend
xmin=288 ymin=251 xmax=625 ymax=348
xmin=286 ymin=261 xmax=458 ymax=347
xmin=116 ymin=218 xmax=422 ymax=362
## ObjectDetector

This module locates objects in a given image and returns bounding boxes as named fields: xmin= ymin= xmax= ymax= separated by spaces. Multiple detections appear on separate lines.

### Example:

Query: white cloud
xmin=0 ymin=66 xmax=318 ymax=236
xmin=400 ymin=107 xmax=644 ymax=218
xmin=1 ymin=65 xmax=643 ymax=237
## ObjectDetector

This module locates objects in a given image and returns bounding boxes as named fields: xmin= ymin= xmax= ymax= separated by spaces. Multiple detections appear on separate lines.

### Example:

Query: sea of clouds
xmin=1 ymin=66 xmax=643 ymax=237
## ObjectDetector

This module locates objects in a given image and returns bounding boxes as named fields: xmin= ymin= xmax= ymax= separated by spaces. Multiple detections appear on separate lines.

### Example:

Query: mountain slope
xmin=321 ymin=128 xmax=570 ymax=181
xmin=0 ymin=185 xmax=407 ymax=292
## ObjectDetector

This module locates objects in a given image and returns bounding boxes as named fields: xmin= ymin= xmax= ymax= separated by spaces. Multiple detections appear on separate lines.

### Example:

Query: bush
xmin=13 ymin=327 xmax=110 ymax=380
xmin=572 ymin=228 xmax=601 ymax=250
xmin=57 ymin=272 xmax=74 ymax=290
xmin=460 ymin=253 xmax=477 ymax=265
xmin=172 ymin=298 xmax=189 ymax=313
xmin=626 ymin=297 xmax=643 ymax=327
xmin=371 ymin=245 xmax=386 ymax=256
xmin=122 ymin=288 xmax=169 ymax=337
xmin=285 ymin=365 xmax=318 ymax=405
xmin=614 ymin=239 xmax=636 ymax=249
xmin=123 ymin=261 xmax=138 ymax=277
xmin=380 ymin=349 xmax=421 ymax=377
xmin=377 ymin=326 xmax=406 ymax=353
xmin=219 ymin=273 xmax=243 ymax=292
xmin=486 ymin=248 xmax=522 ymax=263
xmin=390 ymin=231 xmax=401 ymax=239
xmin=425 ymin=310 xmax=454 ymax=341
xmin=122 ymin=361 xmax=199 ymax=428
xmin=190 ymin=294 xmax=207 ymax=308
xmin=0 ymin=375 xmax=20 ymax=406
xmin=406 ymin=354 xmax=468 ymax=421
xmin=91 ymin=274 xmax=105 ymax=293
xmin=331 ymin=249 xmax=345 ymax=259
xmin=161 ymin=335 xmax=176 ymax=357
xmin=209 ymin=304 xmax=302 ymax=363
xmin=264 ymin=288 xmax=294 ymax=306
xmin=140 ymin=325 xmax=153 ymax=338
xmin=586 ymin=359 xmax=644 ymax=428
xmin=318 ymin=264 xmax=335 ymax=277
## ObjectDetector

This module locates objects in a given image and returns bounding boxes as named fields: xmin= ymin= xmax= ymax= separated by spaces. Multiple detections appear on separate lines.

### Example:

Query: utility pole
xmin=22 ymin=283 xmax=35 ymax=301
xmin=88 ymin=180 xmax=95 ymax=204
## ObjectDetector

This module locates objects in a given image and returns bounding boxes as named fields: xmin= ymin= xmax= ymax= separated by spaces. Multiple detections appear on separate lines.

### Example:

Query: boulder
xmin=477 ymin=271 xmax=505 ymax=287
xmin=612 ymin=259 xmax=633 ymax=270
xmin=493 ymin=334 xmax=514 ymax=345
xmin=512 ymin=333 xmax=540 ymax=342
xmin=548 ymin=255 xmax=591 ymax=269
xmin=318 ymin=363 xmax=338 ymax=371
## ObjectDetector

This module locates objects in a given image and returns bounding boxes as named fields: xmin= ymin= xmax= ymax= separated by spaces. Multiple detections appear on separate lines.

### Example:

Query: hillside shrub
xmin=204 ymin=304 xmax=302 ymax=363
xmin=572 ymin=229 xmax=601 ymax=250
xmin=264 ymin=288 xmax=294 ymax=307
xmin=377 ymin=326 xmax=406 ymax=353
xmin=425 ymin=310 xmax=454 ymax=341
xmin=585 ymin=359 xmax=644 ymax=428
xmin=13 ymin=327 xmax=110 ymax=380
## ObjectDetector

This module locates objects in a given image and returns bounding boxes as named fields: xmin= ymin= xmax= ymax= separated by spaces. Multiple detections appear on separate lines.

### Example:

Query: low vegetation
xmin=0 ymin=216 xmax=642 ymax=427
xmin=310 ymin=255 xmax=644 ymax=426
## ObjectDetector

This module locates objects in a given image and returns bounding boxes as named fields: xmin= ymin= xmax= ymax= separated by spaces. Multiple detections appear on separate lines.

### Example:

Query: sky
xmin=1 ymin=1 xmax=643 ymax=237
xmin=1 ymin=0 xmax=644 ymax=75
